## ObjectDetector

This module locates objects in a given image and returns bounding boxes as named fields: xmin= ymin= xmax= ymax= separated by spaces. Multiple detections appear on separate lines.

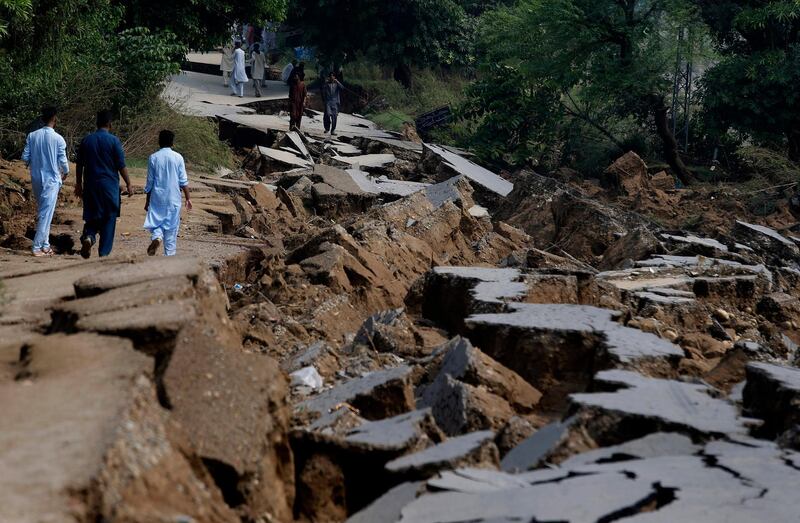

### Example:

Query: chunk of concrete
xmin=345 ymin=409 xmax=445 ymax=452
xmin=386 ymin=431 xmax=499 ymax=478
xmin=743 ymin=362 xmax=800 ymax=438
xmin=51 ymin=276 xmax=195 ymax=331
xmin=571 ymin=370 xmax=750 ymax=438
xmin=297 ymin=366 xmax=415 ymax=423
xmin=0 ymin=333 xmax=237 ymax=523
xmin=424 ymin=144 xmax=513 ymax=197
xmin=161 ymin=318 xmax=293 ymax=522
xmin=733 ymin=220 xmax=799 ymax=262
xmin=74 ymin=256 xmax=204 ymax=298
xmin=418 ymin=373 xmax=515 ymax=437
xmin=429 ymin=336 xmax=542 ymax=413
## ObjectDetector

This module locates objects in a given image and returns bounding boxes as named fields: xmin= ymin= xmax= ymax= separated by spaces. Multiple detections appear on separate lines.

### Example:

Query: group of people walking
xmin=220 ymin=43 xmax=344 ymax=135
xmin=22 ymin=108 xmax=192 ymax=258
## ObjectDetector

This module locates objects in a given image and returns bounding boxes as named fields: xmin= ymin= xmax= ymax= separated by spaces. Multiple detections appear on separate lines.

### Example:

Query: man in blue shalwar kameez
xmin=75 ymin=111 xmax=132 ymax=258
xmin=21 ymin=106 xmax=69 ymax=257
xmin=144 ymin=130 xmax=192 ymax=257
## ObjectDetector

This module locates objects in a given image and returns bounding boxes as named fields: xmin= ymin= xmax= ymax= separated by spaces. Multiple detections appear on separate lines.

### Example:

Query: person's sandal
xmin=80 ymin=237 xmax=92 ymax=259
xmin=147 ymin=238 xmax=161 ymax=256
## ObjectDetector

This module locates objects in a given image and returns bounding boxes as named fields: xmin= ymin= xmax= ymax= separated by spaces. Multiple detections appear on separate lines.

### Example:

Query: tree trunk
xmin=788 ymin=130 xmax=800 ymax=162
xmin=652 ymin=96 xmax=693 ymax=186
xmin=393 ymin=63 xmax=412 ymax=89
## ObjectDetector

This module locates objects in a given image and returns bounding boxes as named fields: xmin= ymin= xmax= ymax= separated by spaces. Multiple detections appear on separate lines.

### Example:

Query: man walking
xmin=144 ymin=130 xmax=191 ymax=257
xmin=322 ymin=72 xmax=344 ymax=136
xmin=21 ymin=106 xmax=69 ymax=257
xmin=75 ymin=110 xmax=132 ymax=258
xmin=250 ymin=43 xmax=267 ymax=97
xmin=230 ymin=41 xmax=248 ymax=98
xmin=221 ymin=43 xmax=234 ymax=87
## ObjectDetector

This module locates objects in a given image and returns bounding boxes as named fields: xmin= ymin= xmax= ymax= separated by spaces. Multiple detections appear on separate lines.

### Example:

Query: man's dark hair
xmin=292 ymin=59 xmax=298 ymax=66
xmin=159 ymin=130 xmax=175 ymax=148
xmin=41 ymin=106 xmax=58 ymax=123
xmin=96 ymin=110 xmax=113 ymax=128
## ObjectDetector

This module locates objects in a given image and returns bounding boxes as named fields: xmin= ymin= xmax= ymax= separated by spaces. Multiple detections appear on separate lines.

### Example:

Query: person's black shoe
xmin=80 ymin=237 xmax=92 ymax=259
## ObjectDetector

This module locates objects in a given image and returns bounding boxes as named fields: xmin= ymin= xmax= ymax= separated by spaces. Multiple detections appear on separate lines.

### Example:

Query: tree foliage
xmin=0 ymin=0 xmax=30 ymax=36
xmin=0 ymin=0 xmax=185 ymax=155
xmin=695 ymin=0 xmax=800 ymax=159
xmin=290 ymin=0 xmax=472 ymax=85
xmin=456 ymin=0 xmax=704 ymax=179
xmin=118 ymin=0 xmax=288 ymax=50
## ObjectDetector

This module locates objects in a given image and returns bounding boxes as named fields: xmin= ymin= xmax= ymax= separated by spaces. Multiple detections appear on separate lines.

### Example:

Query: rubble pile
xmin=5 ymin=113 xmax=800 ymax=522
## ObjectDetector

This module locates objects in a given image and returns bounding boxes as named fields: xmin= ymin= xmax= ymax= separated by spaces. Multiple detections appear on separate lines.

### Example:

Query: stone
xmin=385 ymin=431 xmax=499 ymax=478
xmin=291 ymin=366 xmax=324 ymax=390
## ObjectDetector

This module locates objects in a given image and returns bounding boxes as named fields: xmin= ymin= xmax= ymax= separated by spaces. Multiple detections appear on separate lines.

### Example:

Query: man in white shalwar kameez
xmin=220 ymin=44 xmax=234 ymax=87
xmin=230 ymin=41 xmax=248 ymax=98
xmin=143 ymin=130 xmax=192 ymax=257
xmin=21 ymin=106 xmax=69 ymax=257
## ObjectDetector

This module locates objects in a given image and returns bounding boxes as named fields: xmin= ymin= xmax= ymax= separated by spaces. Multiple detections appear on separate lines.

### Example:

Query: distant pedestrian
xmin=230 ymin=41 xmax=248 ymax=98
xmin=322 ymin=71 xmax=344 ymax=136
xmin=21 ymin=106 xmax=69 ymax=257
xmin=221 ymin=44 xmax=234 ymax=87
xmin=281 ymin=59 xmax=297 ymax=84
xmin=250 ymin=43 xmax=267 ymax=97
xmin=288 ymin=65 xmax=307 ymax=131
xmin=144 ymin=130 xmax=191 ymax=257
xmin=75 ymin=110 xmax=132 ymax=259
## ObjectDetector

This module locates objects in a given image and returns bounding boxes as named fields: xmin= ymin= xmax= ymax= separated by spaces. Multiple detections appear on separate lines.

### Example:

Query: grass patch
xmin=118 ymin=97 xmax=234 ymax=172
xmin=369 ymin=110 xmax=415 ymax=132
xmin=346 ymin=60 xmax=469 ymax=125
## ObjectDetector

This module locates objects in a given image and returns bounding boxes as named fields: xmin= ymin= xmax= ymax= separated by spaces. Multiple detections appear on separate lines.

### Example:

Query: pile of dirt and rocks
xmin=4 ymin=127 xmax=800 ymax=523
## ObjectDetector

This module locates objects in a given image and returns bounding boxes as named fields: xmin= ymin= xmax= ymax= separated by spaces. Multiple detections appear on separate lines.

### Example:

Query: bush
xmin=118 ymin=97 xmax=233 ymax=171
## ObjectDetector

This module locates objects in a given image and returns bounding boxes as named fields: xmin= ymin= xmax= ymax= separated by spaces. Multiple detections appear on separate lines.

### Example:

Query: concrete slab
xmin=424 ymin=144 xmax=513 ymax=197
xmin=386 ymin=430 xmax=497 ymax=475
xmin=571 ymin=370 xmax=749 ymax=436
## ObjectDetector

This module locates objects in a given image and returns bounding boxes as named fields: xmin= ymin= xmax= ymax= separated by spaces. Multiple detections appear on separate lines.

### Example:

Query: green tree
xmin=119 ymin=0 xmax=288 ymax=50
xmin=289 ymin=0 xmax=472 ymax=87
xmin=460 ymin=0 xmax=705 ymax=182
xmin=0 ymin=0 xmax=31 ymax=36
xmin=695 ymin=0 xmax=800 ymax=160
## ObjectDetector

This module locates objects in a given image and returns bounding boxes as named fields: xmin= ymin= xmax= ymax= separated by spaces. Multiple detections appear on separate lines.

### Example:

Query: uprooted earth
xmin=4 ymin=113 xmax=800 ymax=523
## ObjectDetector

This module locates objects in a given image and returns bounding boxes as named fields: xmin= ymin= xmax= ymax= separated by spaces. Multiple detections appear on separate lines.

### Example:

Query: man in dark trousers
xmin=322 ymin=71 xmax=344 ymax=136
xmin=75 ymin=110 xmax=132 ymax=258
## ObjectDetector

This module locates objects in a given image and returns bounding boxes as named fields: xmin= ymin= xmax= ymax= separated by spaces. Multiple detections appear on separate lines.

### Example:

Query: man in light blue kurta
xmin=143 ymin=130 xmax=192 ymax=256
xmin=21 ymin=107 xmax=69 ymax=256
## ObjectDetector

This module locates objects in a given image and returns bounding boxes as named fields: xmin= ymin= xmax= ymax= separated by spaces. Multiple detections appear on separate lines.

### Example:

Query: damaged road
xmin=3 ymin=114 xmax=800 ymax=522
